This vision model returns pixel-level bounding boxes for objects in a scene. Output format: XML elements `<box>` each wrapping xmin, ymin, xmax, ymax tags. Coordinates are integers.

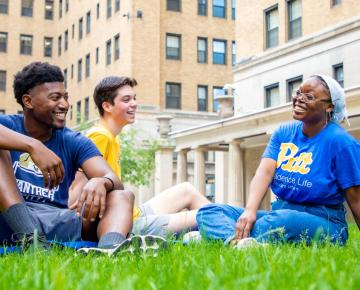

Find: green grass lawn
<box><xmin>1</xmin><ymin>225</ymin><xmax>360</xmax><ymax>290</ymax></box>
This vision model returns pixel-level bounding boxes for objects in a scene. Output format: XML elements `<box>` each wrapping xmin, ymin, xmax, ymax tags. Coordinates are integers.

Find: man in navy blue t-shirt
<box><xmin>0</xmin><ymin>62</ymin><xmax>134</xmax><ymax>253</ymax></box>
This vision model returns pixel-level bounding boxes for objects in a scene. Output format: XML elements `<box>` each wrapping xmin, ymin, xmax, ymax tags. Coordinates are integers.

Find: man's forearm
<box><xmin>0</xmin><ymin>124</ymin><xmax>37</xmax><ymax>153</ymax></box>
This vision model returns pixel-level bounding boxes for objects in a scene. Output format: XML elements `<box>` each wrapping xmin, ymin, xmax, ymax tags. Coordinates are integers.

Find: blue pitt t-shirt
<box><xmin>263</xmin><ymin>121</ymin><xmax>360</xmax><ymax>205</ymax></box>
<box><xmin>0</xmin><ymin>114</ymin><xmax>101</xmax><ymax>208</ymax></box>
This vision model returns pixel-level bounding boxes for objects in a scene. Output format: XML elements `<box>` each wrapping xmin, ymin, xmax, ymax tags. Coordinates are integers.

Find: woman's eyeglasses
<box><xmin>292</xmin><ymin>90</ymin><xmax>331</xmax><ymax>104</ymax></box>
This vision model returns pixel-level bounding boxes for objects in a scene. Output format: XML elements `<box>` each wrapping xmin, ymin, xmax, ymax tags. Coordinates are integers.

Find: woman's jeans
<box><xmin>196</xmin><ymin>199</ymin><xmax>348</xmax><ymax>245</ymax></box>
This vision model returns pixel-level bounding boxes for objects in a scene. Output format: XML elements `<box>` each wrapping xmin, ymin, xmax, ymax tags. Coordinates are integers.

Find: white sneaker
<box><xmin>77</xmin><ymin>234</ymin><xmax>167</xmax><ymax>257</ymax></box>
<box><xmin>182</xmin><ymin>231</ymin><xmax>202</xmax><ymax>244</ymax></box>
<box><xmin>233</xmin><ymin>237</ymin><xmax>268</xmax><ymax>250</ymax></box>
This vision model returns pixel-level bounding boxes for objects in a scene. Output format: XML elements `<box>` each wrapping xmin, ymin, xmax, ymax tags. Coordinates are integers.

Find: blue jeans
<box><xmin>196</xmin><ymin>199</ymin><xmax>348</xmax><ymax>245</ymax></box>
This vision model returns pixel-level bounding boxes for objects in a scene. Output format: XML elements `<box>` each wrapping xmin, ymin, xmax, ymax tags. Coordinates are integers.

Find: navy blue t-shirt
<box><xmin>263</xmin><ymin>121</ymin><xmax>360</xmax><ymax>205</ymax></box>
<box><xmin>0</xmin><ymin>114</ymin><xmax>101</xmax><ymax>208</ymax></box>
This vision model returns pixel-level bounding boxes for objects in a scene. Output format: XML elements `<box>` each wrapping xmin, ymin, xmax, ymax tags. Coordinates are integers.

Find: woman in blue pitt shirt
<box><xmin>197</xmin><ymin>75</ymin><xmax>360</xmax><ymax>247</ymax></box>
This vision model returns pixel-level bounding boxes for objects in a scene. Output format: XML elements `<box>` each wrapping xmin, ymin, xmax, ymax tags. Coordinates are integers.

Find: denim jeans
<box><xmin>196</xmin><ymin>199</ymin><xmax>348</xmax><ymax>245</ymax></box>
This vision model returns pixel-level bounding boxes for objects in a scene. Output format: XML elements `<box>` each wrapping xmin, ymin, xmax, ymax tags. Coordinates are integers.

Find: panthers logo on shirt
<box><xmin>15</xmin><ymin>152</ymin><xmax>43</xmax><ymax>177</ymax></box>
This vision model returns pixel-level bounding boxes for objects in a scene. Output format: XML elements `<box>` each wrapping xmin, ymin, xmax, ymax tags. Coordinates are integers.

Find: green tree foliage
<box><xmin>120</xmin><ymin>128</ymin><xmax>158</xmax><ymax>186</ymax></box>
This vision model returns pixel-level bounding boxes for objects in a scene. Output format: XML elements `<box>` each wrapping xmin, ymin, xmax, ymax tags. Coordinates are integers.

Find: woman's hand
<box><xmin>235</xmin><ymin>208</ymin><xmax>257</xmax><ymax>239</ymax></box>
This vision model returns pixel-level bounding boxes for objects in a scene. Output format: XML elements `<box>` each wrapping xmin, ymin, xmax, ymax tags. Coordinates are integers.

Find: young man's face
<box><xmin>108</xmin><ymin>85</ymin><xmax>137</xmax><ymax>125</ymax></box>
<box><xmin>25</xmin><ymin>82</ymin><xmax>69</xmax><ymax>128</ymax></box>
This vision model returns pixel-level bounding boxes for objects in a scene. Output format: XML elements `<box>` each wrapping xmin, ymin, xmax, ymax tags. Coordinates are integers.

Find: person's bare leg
<box><xmin>145</xmin><ymin>182</ymin><xmax>210</xmax><ymax>214</ymax></box>
<box><xmin>166</xmin><ymin>210</ymin><xmax>199</xmax><ymax>233</ymax></box>
<box><xmin>96</xmin><ymin>190</ymin><xmax>134</xmax><ymax>238</ymax></box>
<box><xmin>0</xmin><ymin>149</ymin><xmax>23</xmax><ymax>211</ymax></box>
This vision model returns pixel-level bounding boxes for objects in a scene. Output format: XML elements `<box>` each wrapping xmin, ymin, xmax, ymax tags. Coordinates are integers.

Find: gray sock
<box><xmin>2</xmin><ymin>203</ymin><xmax>43</xmax><ymax>235</ymax></box>
<box><xmin>98</xmin><ymin>232</ymin><xmax>126</xmax><ymax>248</ymax></box>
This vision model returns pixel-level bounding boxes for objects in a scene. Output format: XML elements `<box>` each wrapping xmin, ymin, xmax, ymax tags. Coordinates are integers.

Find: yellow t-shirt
<box><xmin>86</xmin><ymin>124</ymin><xmax>141</xmax><ymax>220</ymax></box>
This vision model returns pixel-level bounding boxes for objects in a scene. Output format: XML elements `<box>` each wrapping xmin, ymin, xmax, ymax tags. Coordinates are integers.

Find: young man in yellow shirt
<box><xmin>70</xmin><ymin>76</ymin><xmax>210</xmax><ymax>238</ymax></box>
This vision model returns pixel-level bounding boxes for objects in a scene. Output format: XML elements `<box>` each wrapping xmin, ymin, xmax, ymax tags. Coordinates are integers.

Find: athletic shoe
<box><xmin>182</xmin><ymin>231</ymin><xmax>202</xmax><ymax>245</ymax></box>
<box><xmin>11</xmin><ymin>231</ymin><xmax>55</xmax><ymax>252</ymax></box>
<box><xmin>77</xmin><ymin>234</ymin><xmax>167</xmax><ymax>257</ymax></box>
<box><xmin>232</xmin><ymin>237</ymin><xmax>268</xmax><ymax>250</ymax></box>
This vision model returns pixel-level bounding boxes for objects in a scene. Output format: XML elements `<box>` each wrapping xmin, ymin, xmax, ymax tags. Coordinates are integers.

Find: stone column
<box><xmin>227</xmin><ymin>140</ymin><xmax>245</xmax><ymax>206</ymax></box>
<box><xmin>193</xmin><ymin>147</ymin><xmax>206</xmax><ymax>195</ymax></box>
<box><xmin>176</xmin><ymin>149</ymin><xmax>187</xmax><ymax>183</ymax></box>
<box><xmin>215</xmin><ymin>151</ymin><xmax>229</xmax><ymax>204</ymax></box>
<box><xmin>154</xmin><ymin>115</ymin><xmax>174</xmax><ymax>195</ymax></box>
<box><xmin>154</xmin><ymin>144</ymin><xmax>174</xmax><ymax>195</ymax></box>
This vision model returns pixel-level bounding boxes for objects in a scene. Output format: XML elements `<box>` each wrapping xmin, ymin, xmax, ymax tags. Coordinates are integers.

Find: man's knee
<box><xmin>107</xmin><ymin>190</ymin><xmax>134</xmax><ymax>206</ymax></box>
<box><xmin>178</xmin><ymin>182</ymin><xmax>197</xmax><ymax>194</ymax></box>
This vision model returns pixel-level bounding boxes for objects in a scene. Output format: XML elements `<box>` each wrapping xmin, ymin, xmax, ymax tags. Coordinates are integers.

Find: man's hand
<box><xmin>235</xmin><ymin>208</ymin><xmax>257</xmax><ymax>240</ymax></box>
<box><xmin>28</xmin><ymin>140</ymin><xmax>64</xmax><ymax>189</ymax></box>
<box><xmin>69</xmin><ymin>177</ymin><xmax>108</xmax><ymax>222</ymax></box>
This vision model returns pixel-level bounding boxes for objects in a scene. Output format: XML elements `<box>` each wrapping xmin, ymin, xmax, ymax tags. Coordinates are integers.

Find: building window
<box><xmin>85</xmin><ymin>53</ymin><xmax>90</xmax><ymax>78</ymax></box>
<box><xmin>97</xmin><ymin>3</ymin><xmax>100</xmax><ymax>18</ymax></box>
<box><xmin>76</xmin><ymin>101</ymin><xmax>81</xmax><ymax>124</ymax></box>
<box><xmin>21</xmin><ymin>0</ymin><xmax>33</xmax><ymax>17</ymax></box>
<box><xmin>65</xmin><ymin>0</ymin><xmax>69</xmax><ymax>12</ymax></box>
<box><xmin>77</xmin><ymin>58</ymin><xmax>82</xmax><ymax>82</ymax></box>
<box><xmin>231</xmin><ymin>0</ymin><xmax>235</xmax><ymax>20</ymax></box>
<box><xmin>79</xmin><ymin>17</ymin><xmax>83</xmax><ymax>40</ymax></box>
<box><xmin>197</xmin><ymin>37</ymin><xmax>207</xmax><ymax>63</ymax></box>
<box><xmin>166</xmin><ymin>82</ymin><xmax>181</xmax><ymax>109</ymax></box>
<box><xmin>198</xmin><ymin>0</ymin><xmax>207</xmax><ymax>15</ymax></box>
<box><xmin>265</xmin><ymin>6</ymin><xmax>279</xmax><ymax>48</ymax></box>
<box><xmin>167</xmin><ymin>0</ymin><xmax>180</xmax><ymax>11</ymax></box>
<box><xmin>95</xmin><ymin>47</ymin><xmax>99</xmax><ymax>64</ymax></box>
<box><xmin>213</xmin><ymin>39</ymin><xmax>226</xmax><ymax>65</ymax></box>
<box><xmin>333</xmin><ymin>63</ymin><xmax>344</xmax><ymax>88</ymax></box>
<box><xmin>0</xmin><ymin>32</ymin><xmax>8</xmax><ymax>53</ymax></box>
<box><xmin>86</xmin><ymin>11</ymin><xmax>91</xmax><ymax>34</ymax></box>
<box><xmin>17</xmin><ymin>110</ymin><xmax>24</xmax><ymax>115</ymax></box>
<box><xmin>198</xmin><ymin>85</ymin><xmax>208</xmax><ymax>111</ymax></box>
<box><xmin>84</xmin><ymin>97</ymin><xmax>89</xmax><ymax>121</ymax></box>
<box><xmin>114</xmin><ymin>34</ymin><xmax>120</xmax><ymax>60</ymax></box>
<box><xmin>265</xmin><ymin>83</ymin><xmax>280</xmax><ymax>108</ymax></box>
<box><xmin>71</xmin><ymin>64</ymin><xmax>74</xmax><ymax>79</ymax></box>
<box><xmin>107</xmin><ymin>0</ymin><xmax>112</xmax><ymax>18</ymax></box>
<box><xmin>332</xmin><ymin>0</ymin><xmax>341</xmax><ymax>6</ymax></box>
<box><xmin>213</xmin><ymin>0</ymin><xmax>226</xmax><ymax>18</ymax></box>
<box><xmin>213</xmin><ymin>86</ymin><xmax>226</xmax><ymax>112</ymax></box>
<box><xmin>231</xmin><ymin>41</ymin><xmax>236</xmax><ymax>65</ymax></box>
<box><xmin>45</xmin><ymin>0</ymin><xmax>54</xmax><ymax>20</ymax></box>
<box><xmin>72</xmin><ymin>24</ymin><xmax>75</xmax><ymax>39</ymax></box>
<box><xmin>286</xmin><ymin>75</ymin><xmax>303</xmax><ymax>102</ymax></box>
<box><xmin>0</xmin><ymin>0</ymin><xmax>9</xmax><ymax>14</ymax></box>
<box><xmin>44</xmin><ymin>37</ymin><xmax>53</xmax><ymax>57</ymax></box>
<box><xmin>20</xmin><ymin>34</ymin><xmax>33</xmax><ymax>55</ymax></box>
<box><xmin>0</xmin><ymin>70</ymin><xmax>6</xmax><ymax>91</ymax></box>
<box><xmin>63</xmin><ymin>68</ymin><xmax>67</xmax><ymax>89</ymax></box>
<box><xmin>64</xmin><ymin>30</ymin><xmax>68</xmax><ymax>51</ymax></box>
<box><xmin>287</xmin><ymin>0</ymin><xmax>302</xmax><ymax>40</ymax></box>
<box><xmin>58</xmin><ymin>35</ymin><xmax>62</xmax><ymax>56</ymax></box>
<box><xmin>106</xmin><ymin>39</ymin><xmax>111</xmax><ymax>65</ymax></box>
<box><xmin>59</xmin><ymin>0</ymin><xmax>62</xmax><ymax>18</ymax></box>
<box><xmin>166</xmin><ymin>34</ymin><xmax>181</xmax><ymax>60</ymax></box>
<box><xmin>115</xmin><ymin>0</ymin><xmax>120</xmax><ymax>12</ymax></box>
<box><xmin>0</xmin><ymin>109</ymin><xmax>5</xmax><ymax>114</ymax></box>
